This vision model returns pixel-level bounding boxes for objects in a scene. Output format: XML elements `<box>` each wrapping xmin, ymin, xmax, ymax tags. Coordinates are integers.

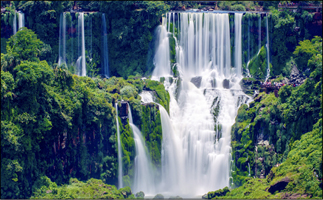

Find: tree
<box><xmin>6</xmin><ymin>27</ymin><xmax>43</xmax><ymax>64</ymax></box>
<box><xmin>293</xmin><ymin>36</ymin><xmax>322</xmax><ymax>72</ymax></box>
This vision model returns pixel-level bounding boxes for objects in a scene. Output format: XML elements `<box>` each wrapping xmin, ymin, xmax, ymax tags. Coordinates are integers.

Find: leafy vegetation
<box><xmin>31</xmin><ymin>177</ymin><xmax>135</xmax><ymax>199</ymax></box>
<box><xmin>231</xmin><ymin>35</ymin><xmax>322</xmax><ymax>192</ymax></box>
<box><xmin>1</xmin><ymin>28</ymin><xmax>169</xmax><ymax>199</ymax></box>
<box><xmin>214</xmin><ymin>119</ymin><xmax>322</xmax><ymax>199</ymax></box>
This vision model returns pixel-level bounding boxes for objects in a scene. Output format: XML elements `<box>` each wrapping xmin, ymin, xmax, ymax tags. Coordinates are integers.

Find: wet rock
<box><xmin>119</xmin><ymin>186</ymin><xmax>132</xmax><ymax>198</ymax></box>
<box><xmin>154</xmin><ymin>194</ymin><xmax>164</xmax><ymax>199</ymax></box>
<box><xmin>281</xmin><ymin>193</ymin><xmax>311</xmax><ymax>199</ymax></box>
<box><xmin>135</xmin><ymin>191</ymin><xmax>145</xmax><ymax>198</ymax></box>
<box><xmin>289</xmin><ymin>65</ymin><xmax>306</xmax><ymax>86</ymax></box>
<box><xmin>254</xmin><ymin>95</ymin><xmax>262</xmax><ymax>102</ymax></box>
<box><xmin>119</xmin><ymin>101</ymin><xmax>129</xmax><ymax>117</ymax></box>
<box><xmin>223</xmin><ymin>79</ymin><xmax>230</xmax><ymax>89</ymax></box>
<box><xmin>190</xmin><ymin>76</ymin><xmax>202</xmax><ymax>88</ymax></box>
<box><xmin>267</xmin><ymin>177</ymin><xmax>290</xmax><ymax>194</ymax></box>
<box><xmin>210</xmin><ymin>79</ymin><xmax>216</xmax><ymax>88</ymax></box>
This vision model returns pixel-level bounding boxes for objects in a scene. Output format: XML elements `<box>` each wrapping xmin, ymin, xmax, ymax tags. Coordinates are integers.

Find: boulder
<box><xmin>119</xmin><ymin>186</ymin><xmax>132</xmax><ymax>198</ymax></box>
<box><xmin>135</xmin><ymin>191</ymin><xmax>145</xmax><ymax>198</ymax></box>
<box><xmin>154</xmin><ymin>194</ymin><xmax>164</xmax><ymax>199</ymax></box>
<box><xmin>210</xmin><ymin>79</ymin><xmax>216</xmax><ymax>88</ymax></box>
<box><xmin>223</xmin><ymin>79</ymin><xmax>230</xmax><ymax>89</ymax></box>
<box><xmin>267</xmin><ymin>177</ymin><xmax>290</xmax><ymax>194</ymax></box>
<box><xmin>190</xmin><ymin>76</ymin><xmax>202</xmax><ymax>88</ymax></box>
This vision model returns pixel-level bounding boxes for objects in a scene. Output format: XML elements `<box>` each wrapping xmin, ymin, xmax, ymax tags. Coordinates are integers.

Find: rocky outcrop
<box><xmin>135</xmin><ymin>191</ymin><xmax>145</xmax><ymax>198</ymax></box>
<box><xmin>240</xmin><ymin>78</ymin><xmax>261</xmax><ymax>95</ymax></box>
<box><xmin>119</xmin><ymin>186</ymin><xmax>132</xmax><ymax>198</ymax></box>
<box><xmin>223</xmin><ymin>79</ymin><xmax>230</xmax><ymax>89</ymax></box>
<box><xmin>154</xmin><ymin>194</ymin><xmax>164</xmax><ymax>199</ymax></box>
<box><xmin>281</xmin><ymin>193</ymin><xmax>311</xmax><ymax>199</ymax></box>
<box><xmin>289</xmin><ymin>65</ymin><xmax>305</xmax><ymax>86</ymax></box>
<box><xmin>119</xmin><ymin>101</ymin><xmax>129</xmax><ymax>125</ymax></box>
<box><xmin>267</xmin><ymin>177</ymin><xmax>290</xmax><ymax>194</ymax></box>
<box><xmin>190</xmin><ymin>76</ymin><xmax>202</xmax><ymax>88</ymax></box>
<box><xmin>203</xmin><ymin>187</ymin><xmax>230</xmax><ymax>199</ymax></box>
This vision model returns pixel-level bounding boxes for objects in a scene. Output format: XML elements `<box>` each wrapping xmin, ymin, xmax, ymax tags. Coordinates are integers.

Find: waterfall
<box><xmin>150</xmin><ymin>12</ymin><xmax>250</xmax><ymax>197</ymax></box>
<box><xmin>102</xmin><ymin>14</ymin><xmax>110</xmax><ymax>77</ymax></box>
<box><xmin>235</xmin><ymin>13</ymin><xmax>243</xmax><ymax>78</ymax></box>
<box><xmin>128</xmin><ymin>104</ymin><xmax>155</xmax><ymax>194</ymax></box>
<box><xmin>79</xmin><ymin>13</ymin><xmax>86</xmax><ymax>76</ymax></box>
<box><xmin>248</xmin><ymin>17</ymin><xmax>250</xmax><ymax>64</ymax></box>
<box><xmin>248</xmin><ymin>163</ymin><xmax>251</xmax><ymax>177</ymax></box>
<box><xmin>13</xmin><ymin>11</ymin><xmax>17</xmax><ymax>35</ymax></box>
<box><xmin>152</xmin><ymin>17</ymin><xmax>171</xmax><ymax>78</ymax></box>
<box><xmin>88</xmin><ymin>14</ymin><xmax>92</xmax><ymax>76</ymax></box>
<box><xmin>115</xmin><ymin>103</ymin><xmax>123</xmax><ymax>189</ymax></box>
<box><xmin>265</xmin><ymin>13</ymin><xmax>271</xmax><ymax>81</ymax></box>
<box><xmin>18</xmin><ymin>11</ymin><xmax>25</xmax><ymax>30</ymax></box>
<box><xmin>58</xmin><ymin>13</ymin><xmax>66</xmax><ymax>67</ymax></box>
<box><xmin>258</xmin><ymin>14</ymin><xmax>261</xmax><ymax>52</ymax></box>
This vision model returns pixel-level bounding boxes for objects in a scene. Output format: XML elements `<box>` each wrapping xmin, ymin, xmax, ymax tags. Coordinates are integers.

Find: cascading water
<box><xmin>13</xmin><ymin>11</ymin><xmax>17</xmax><ymax>35</ymax></box>
<box><xmin>235</xmin><ymin>13</ymin><xmax>243</xmax><ymax>78</ymax></box>
<box><xmin>150</xmin><ymin>12</ymin><xmax>251</xmax><ymax>197</ymax></box>
<box><xmin>152</xmin><ymin>17</ymin><xmax>171</xmax><ymax>78</ymax></box>
<box><xmin>258</xmin><ymin>14</ymin><xmax>261</xmax><ymax>52</ymax></box>
<box><xmin>77</xmin><ymin>13</ymin><xmax>86</xmax><ymax>76</ymax></box>
<box><xmin>102</xmin><ymin>14</ymin><xmax>110</xmax><ymax>77</ymax></box>
<box><xmin>265</xmin><ymin>13</ymin><xmax>271</xmax><ymax>81</ymax></box>
<box><xmin>128</xmin><ymin>103</ymin><xmax>155</xmax><ymax>194</ymax></box>
<box><xmin>18</xmin><ymin>11</ymin><xmax>25</xmax><ymax>30</ymax></box>
<box><xmin>115</xmin><ymin>103</ymin><xmax>123</xmax><ymax>189</ymax></box>
<box><xmin>58</xmin><ymin>12</ymin><xmax>97</xmax><ymax>76</ymax></box>
<box><xmin>58</xmin><ymin>12</ymin><xmax>66</xmax><ymax>67</ymax></box>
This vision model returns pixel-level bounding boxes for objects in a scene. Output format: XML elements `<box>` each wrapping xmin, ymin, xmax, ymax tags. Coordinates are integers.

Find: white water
<box><xmin>58</xmin><ymin>13</ymin><xmax>66</xmax><ymax>67</ymax></box>
<box><xmin>265</xmin><ymin>13</ymin><xmax>271</xmax><ymax>81</ymax></box>
<box><xmin>152</xmin><ymin>17</ymin><xmax>171</xmax><ymax>78</ymax></box>
<box><xmin>115</xmin><ymin>103</ymin><xmax>123</xmax><ymax>189</ymax></box>
<box><xmin>13</xmin><ymin>11</ymin><xmax>17</xmax><ymax>35</ymax></box>
<box><xmin>18</xmin><ymin>11</ymin><xmax>25</xmax><ymax>30</ymax></box>
<box><xmin>102</xmin><ymin>14</ymin><xmax>110</xmax><ymax>77</ymax></box>
<box><xmin>235</xmin><ymin>13</ymin><xmax>243</xmax><ymax>78</ymax></box>
<box><xmin>258</xmin><ymin>14</ymin><xmax>261</xmax><ymax>52</ymax></box>
<box><xmin>78</xmin><ymin>13</ymin><xmax>86</xmax><ymax>76</ymax></box>
<box><xmin>149</xmin><ymin>12</ymin><xmax>251</xmax><ymax>198</ymax></box>
<box><xmin>58</xmin><ymin>12</ymin><xmax>92</xmax><ymax>76</ymax></box>
<box><xmin>128</xmin><ymin>104</ymin><xmax>156</xmax><ymax>194</ymax></box>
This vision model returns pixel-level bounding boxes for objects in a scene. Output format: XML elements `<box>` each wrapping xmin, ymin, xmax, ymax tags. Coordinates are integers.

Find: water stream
<box><xmin>115</xmin><ymin>103</ymin><xmax>123</xmax><ymax>189</ymax></box>
<box><xmin>147</xmin><ymin>12</ymin><xmax>252</xmax><ymax>197</ymax></box>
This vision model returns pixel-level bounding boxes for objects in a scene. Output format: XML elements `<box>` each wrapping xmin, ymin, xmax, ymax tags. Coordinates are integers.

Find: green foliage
<box><xmin>248</xmin><ymin>46</ymin><xmax>268</xmax><ymax>79</ymax></box>
<box><xmin>220</xmin><ymin>119</ymin><xmax>322</xmax><ymax>199</ymax></box>
<box><xmin>206</xmin><ymin>186</ymin><xmax>229</xmax><ymax>199</ymax></box>
<box><xmin>99</xmin><ymin>1</ymin><xmax>170</xmax><ymax>78</ymax></box>
<box><xmin>231</xmin><ymin>4</ymin><xmax>246</xmax><ymax>11</ymax></box>
<box><xmin>144</xmin><ymin>79</ymin><xmax>170</xmax><ymax>112</ymax></box>
<box><xmin>31</xmin><ymin>177</ymin><xmax>129</xmax><ymax>199</ymax></box>
<box><xmin>231</xmin><ymin>37</ymin><xmax>322</xmax><ymax>188</ymax></box>
<box><xmin>6</xmin><ymin>27</ymin><xmax>44</xmax><ymax>64</ymax></box>
<box><xmin>140</xmin><ymin>104</ymin><xmax>162</xmax><ymax>170</ymax></box>
<box><xmin>293</xmin><ymin>36</ymin><xmax>322</xmax><ymax>72</ymax></box>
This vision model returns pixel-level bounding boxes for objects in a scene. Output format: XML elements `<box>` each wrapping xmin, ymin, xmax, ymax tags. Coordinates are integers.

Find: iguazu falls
<box><xmin>1</xmin><ymin>1</ymin><xmax>322</xmax><ymax>199</ymax></box>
